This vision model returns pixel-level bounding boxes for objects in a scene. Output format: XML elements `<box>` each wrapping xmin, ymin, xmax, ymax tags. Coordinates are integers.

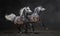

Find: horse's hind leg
<box><xmin>17</xmin><ymin>26</ymin><xmax>21</xmax><ymax>33</ymax></box>
<box><xmin>17</xmin><ymin>24</ymin><xmax>23</xmax><ymax>33</ymax></box>
<box><xmin>27</xmin><ymin>23</ymin><xmax>34</xmax><ymax>33</ymax></box>
<box><xmin>17</xmin><ymin>24</ymin><xmax>21</xmax><ymax>33</ymax></box>
<box><xmin>44</xmin><ymin>24</ymin><xmax>48</xmax><ymax>30</ymax></box>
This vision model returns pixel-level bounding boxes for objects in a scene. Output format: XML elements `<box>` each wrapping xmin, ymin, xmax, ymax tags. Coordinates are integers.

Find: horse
<box><xmin>27</xmin><ymin>6</ymin><xmax>46</xmax><ymax>31</ymax></box>
<box><xmin>5</xmin><ymin>6</ymin><xmax>32</xmax><ymax>33</ymax></box>
<box><xmin>5</xmin><ymin>7</ymin><xmax>32</xmax><ymax>24</ymax></box>
<box><xmin>28</xmin><ymin>6</ymin><xmax>46</xmax><ymax>23</ymax></box>
<box><xmin>19</xmin><ymin>7</ymin><xmax>33</xmax><ymax>33</ymax></box>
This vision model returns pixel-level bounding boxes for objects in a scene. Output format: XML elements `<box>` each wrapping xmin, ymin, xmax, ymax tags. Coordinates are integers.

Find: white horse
<box><xmin>29</xmin><ymin>6</ymin><xmax>46</xmax><ymax>22</ymax></box>
<box><xmin>5</xmin><ymin>6</ymin><xmax>32</xmax><ymax>24</ymax></box>
<box><xmin>5</xmin><ymin>7</ymin><xmax>33</xmax><ymax>33</ymax></box>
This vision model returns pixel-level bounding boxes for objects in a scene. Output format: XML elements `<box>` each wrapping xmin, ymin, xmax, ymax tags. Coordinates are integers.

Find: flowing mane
<box><xmin>19</xmin><ymin>7</ymin><xmax>26</xmax><ymax>16</ymax></box>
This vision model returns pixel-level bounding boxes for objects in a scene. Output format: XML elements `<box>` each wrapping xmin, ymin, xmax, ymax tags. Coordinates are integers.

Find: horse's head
<box><xmin>5</xmin><ymin>13</ymin><xmax>16</xmax><ymax>21</ymax></box>
<box><xmin>25</xmin><ymin>7</ymin><xmax>32</xmax><ymax>13</ymax></box>
<box><xmin>20</xmin><ymin>7</ymin><xmax>32</xmax><ymax>16</ymax></box>
<box><xmin>34</xmin><ymin>6</ymin><xmax>46</xmax><ymax>13</ymax></box>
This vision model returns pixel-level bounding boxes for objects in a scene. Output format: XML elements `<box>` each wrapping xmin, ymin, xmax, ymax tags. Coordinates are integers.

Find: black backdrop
<box><xmin>0</xmin><ymin>0</ymin><xmax>60</xmax><ymax>30</ymax></box>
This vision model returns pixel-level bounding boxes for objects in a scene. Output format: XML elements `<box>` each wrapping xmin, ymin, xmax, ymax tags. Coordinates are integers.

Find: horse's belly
<box><xmin>14</xmin><ymin>16</ymin><xmax>24</xmax><ymax>24</ymax></box>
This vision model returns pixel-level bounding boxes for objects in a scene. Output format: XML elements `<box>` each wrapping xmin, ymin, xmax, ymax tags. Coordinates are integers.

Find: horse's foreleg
<box><xmin>23</xmin><ymin>24</ymin><xmax>28</xmax><ymax>33</ymax></box>
<box><xmin>31</xmin><ymin>23</ymin><xmax>35</xmax><ymax>32</ymax></box>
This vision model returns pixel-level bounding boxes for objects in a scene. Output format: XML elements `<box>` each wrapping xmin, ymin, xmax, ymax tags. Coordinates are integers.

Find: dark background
<box><xmin>0</xmin><ymin>0</ymin><xmax>60</xmax><ymax>30</ymax></box>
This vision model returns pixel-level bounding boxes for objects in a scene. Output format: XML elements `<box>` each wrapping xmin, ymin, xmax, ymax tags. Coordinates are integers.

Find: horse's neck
<box><xmin>33</xmin><ymin>10</ymin><xmax>38</xmax><ymax>15</ymax></box>
<box><xmin>20</xmin><ymin>7</ymin><xmax>26</xmax><ymax>16</ymax></box>
<box><xmin>34</xmin><ymin>7</ymin><xmax>41</xmax><ymax>14</ymax></box>
<box><xmin>31</xmin><ymin>12</ymin><xmax>38</xmax><ymax>17</ymax></box>
<box><xmin>31</xmin><ymin>10</ymin><xmax>40</xmax><ymax>16</ymax></box>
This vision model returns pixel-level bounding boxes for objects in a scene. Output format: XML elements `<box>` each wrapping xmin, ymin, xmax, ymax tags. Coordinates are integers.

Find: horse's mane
<box><xmin>19</xmin><ymin>7</ymin><xmax>26</xmax><ymax>16</ymax></box>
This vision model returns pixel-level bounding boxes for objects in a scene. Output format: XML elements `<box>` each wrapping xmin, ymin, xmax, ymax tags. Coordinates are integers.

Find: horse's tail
<box><xmin>5</xmin><ymin>13</ymin><xmax>16</xmax><ymax>21</ymax></box>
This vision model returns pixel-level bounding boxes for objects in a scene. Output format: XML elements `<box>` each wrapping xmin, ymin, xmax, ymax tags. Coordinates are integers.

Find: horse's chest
<box><xmin>29</xmin><ymin>13</ymin><xmax>40</xmax><ymax>22</ymax></box>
